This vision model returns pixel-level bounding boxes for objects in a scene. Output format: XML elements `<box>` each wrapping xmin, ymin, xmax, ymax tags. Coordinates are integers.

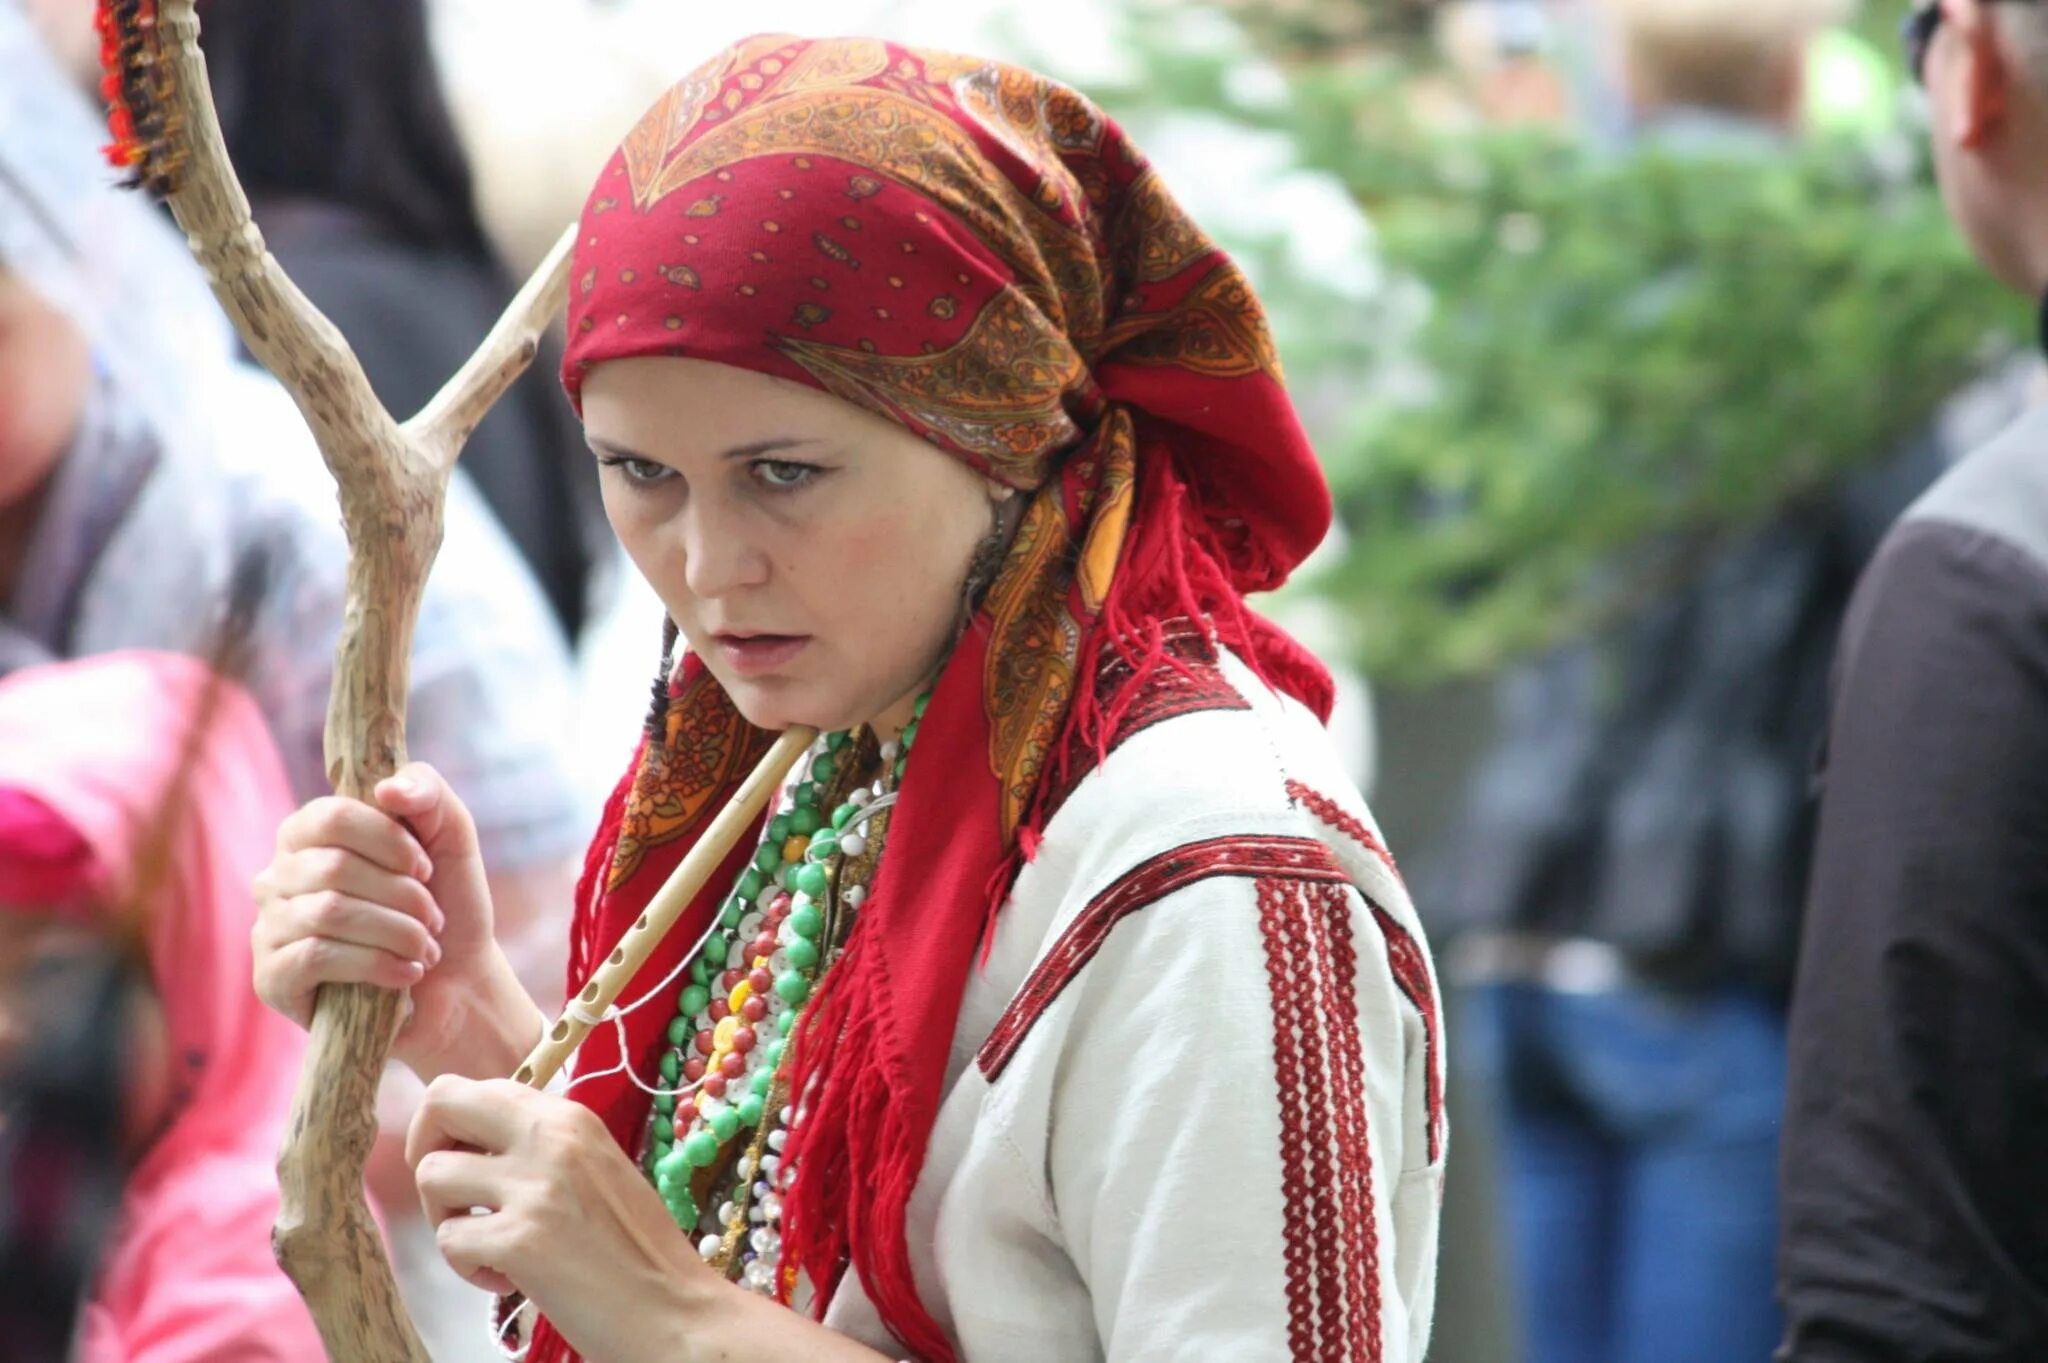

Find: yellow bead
<box><xmin>713</xmin><ymin>1015</ymin><xmax>741</xmax><ymax>1051</ymax></box>
<box><xmin>729</xmin><ymin>980</ymin><xmax>754</xmax><ymax>1011</ymax></box>
<box><xmin>782</xmin><ymin>835</ymin><xmax>809</xmax><ymax>863</ymax></box>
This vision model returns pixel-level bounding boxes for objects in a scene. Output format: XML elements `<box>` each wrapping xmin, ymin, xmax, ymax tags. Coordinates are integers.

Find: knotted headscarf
<box><xmin>552</xmin><ymin>36</ymin><xmax>1332</xmax><ymax>1362</ymax></box>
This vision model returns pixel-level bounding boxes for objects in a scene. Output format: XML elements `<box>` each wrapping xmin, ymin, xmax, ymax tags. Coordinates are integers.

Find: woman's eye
<box><xmin>601</xmin><ymin>455</ymin><xmax>675</xmax><ymax>486</ymax></box>
<box><xmin>753</xmin><ymin>459</ymin><xmax>820</xmax><ymax>491</ymax></box>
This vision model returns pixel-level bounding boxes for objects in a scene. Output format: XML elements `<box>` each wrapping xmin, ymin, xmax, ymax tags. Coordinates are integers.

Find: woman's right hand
<box><xmin>252</xmin><ymin>762</ymin><xmax>540</xmax><ymax>1082</ymax></box>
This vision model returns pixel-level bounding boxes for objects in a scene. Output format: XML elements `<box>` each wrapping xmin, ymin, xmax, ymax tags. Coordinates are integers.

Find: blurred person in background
<box><xmin>197</xmin><ymin>0</ymin><xmax>609</xmax><ymax>646</ymax></box>
<box><xmin>1778</xmin><ymin>2</ymin><xmax>2048</xmax><ymax>1357</ymax></box>
<box><xmin>1437</xmin><ymin>0</ymin><xmax>1577</xmax><ymax>125</ymax></box>
<box><xmin>1420</xmin><ymin>2</ymin><xmax>2004</xmax><ymax>1361</ymax></box>
<box><xmin>0</xmin><ymin>0</ymin><xmax>585</xmax><ymax>970</ymax></box>
<box><xmin>0</xmin><ymin>651</ymin><xmax>317</xmax><ymax>1362</ymax></box>
<box><xmin>1604</xmin><ymin>0</ymin><xmax>1844</xmax><ymax>137</ymax></box>
<box><xmin>0</xmin><ymin>5</ymin><xmax>589</xmax><ymax>1353</ymax></box>
<box><xmin>13</xmin><ymin>0</ymin><xmax>612</xmax><ymax>644</ymax></box>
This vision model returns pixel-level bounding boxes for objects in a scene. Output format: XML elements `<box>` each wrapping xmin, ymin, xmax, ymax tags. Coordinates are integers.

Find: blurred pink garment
<box><xmin>0</xmin><ymin>790</ymin><xmax>103</xmax><ymax>913</ymax></box>
<box><xmin>0</xmin><ymin>652</ymin><xmax>321</xmax><ymax>1362</ymax></box>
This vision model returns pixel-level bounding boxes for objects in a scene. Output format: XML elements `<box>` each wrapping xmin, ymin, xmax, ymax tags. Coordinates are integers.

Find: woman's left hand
<box><xmin>406</xmin><ymin>1076</ymin><xmax>729</xmax><ymax>1363</ymax></box>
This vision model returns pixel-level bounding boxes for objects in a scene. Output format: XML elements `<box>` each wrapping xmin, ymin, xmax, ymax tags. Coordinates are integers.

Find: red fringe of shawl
<box><xmin>567</xmin><ymin>735</ymin><xmax>643</xmax><ymax>994</ymax></box>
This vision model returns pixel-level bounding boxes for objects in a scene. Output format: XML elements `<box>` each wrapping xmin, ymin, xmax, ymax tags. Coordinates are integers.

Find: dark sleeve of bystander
<box><xmin>1778</xmin><ymin>516</ymin><xmax>2048</xmax><ymax>1361</ymax></box>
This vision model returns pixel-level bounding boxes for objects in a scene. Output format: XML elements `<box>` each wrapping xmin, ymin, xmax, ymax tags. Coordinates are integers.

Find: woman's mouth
<box><xmin>712</xmin><ymin>632</ymin><xmax>811</xmax><ymax>676</ymax></box>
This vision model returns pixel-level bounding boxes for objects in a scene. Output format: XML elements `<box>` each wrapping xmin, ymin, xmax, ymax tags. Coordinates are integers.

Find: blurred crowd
<box><xmin>3</xmin><ymin>0</ymin><xmax>2045</xmax><ymax>1360</ymax></box>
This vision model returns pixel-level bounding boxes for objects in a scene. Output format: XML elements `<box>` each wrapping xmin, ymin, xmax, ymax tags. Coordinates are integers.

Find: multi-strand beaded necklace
<box><xmin>639</xmin><ymin>694</ymin><xmax>926</xmax><ymax>1298</ymax></box>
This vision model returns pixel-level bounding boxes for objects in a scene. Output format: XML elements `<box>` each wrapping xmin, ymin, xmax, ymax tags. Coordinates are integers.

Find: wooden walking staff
<box><xmin>99</xmin><ymin>5</ymin><xmax>821</xmax><ymax>1356</ymax></box>
<box><xmin>95</xmin><ymin>0</ymin><xmax>573</xmax><ymax>1355</ymax></box>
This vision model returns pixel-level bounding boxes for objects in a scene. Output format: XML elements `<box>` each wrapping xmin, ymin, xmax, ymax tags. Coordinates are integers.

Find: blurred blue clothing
<box><xmin>1464</xmin><ymin>982</ymin><xmax>1787</xmax><ymax>1363</ymax></box>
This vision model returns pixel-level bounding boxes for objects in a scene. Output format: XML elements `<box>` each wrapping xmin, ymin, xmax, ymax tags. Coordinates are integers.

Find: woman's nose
<box><xmin>679</xmin><ymin>500</ymin><xmax>771</xmax><ymax>599</ymax></box>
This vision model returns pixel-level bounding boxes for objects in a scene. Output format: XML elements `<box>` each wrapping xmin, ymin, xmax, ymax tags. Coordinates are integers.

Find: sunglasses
<box><xmin>1903</xmin><ymin>0</ymin><xmax>2037</xmax><ymax>85</ymax></box>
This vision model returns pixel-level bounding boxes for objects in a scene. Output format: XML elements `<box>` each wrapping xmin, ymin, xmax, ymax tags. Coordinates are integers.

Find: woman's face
<box><xmin>580</xmin><ymin>357</ymin><xmax>1004</xmax><ymax>735</ymax></box>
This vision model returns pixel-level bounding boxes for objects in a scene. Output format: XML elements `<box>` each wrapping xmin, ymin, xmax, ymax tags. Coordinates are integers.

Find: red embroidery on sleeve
<box><xmin>975</xmin><ymin>832</ymin><xmax>1417</xmax><ymax>1359</ymax></box>
<box><xmin>1287</xmin><ymin>779</ymin><xmax>1441</xmax><ymax>1166</ymax></box>
<box><xmin>1260</xmin><ymin>874</ymin><xmax>1384</xmax><ymax>1361</ymax></box>
<box><xmin>1261</xmin><ymin>876</ymin><xmax>1320</xmax><ymax>1358</ymax></box>
<box><xmin>976</xmin><ymin>835</ymin><xmax>1346</xmax><ymax>1080</ymax></box>
<box><xmin>1285</xmin><ymin>778</ymin><xmax>1400</xmax><ymax>881</ymax></box>
<box><xmin>1372</xmin><ymin>905</ymin><xmax>1445</xmax><ymax>1166</ymax></box>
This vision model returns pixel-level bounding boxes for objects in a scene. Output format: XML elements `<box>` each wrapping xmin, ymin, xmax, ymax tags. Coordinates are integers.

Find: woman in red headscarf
<box><xmin>252</xmin><ymin>35</ymin><xmax>1444</xmax><ymax>1363</ymax></box>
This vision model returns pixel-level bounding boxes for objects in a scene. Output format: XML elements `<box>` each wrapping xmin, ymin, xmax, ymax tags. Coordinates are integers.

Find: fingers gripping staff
<box><xmin>89</xmin><ymin>5</ymin><xmax>810</xmax><ymax>1358</ymax></box>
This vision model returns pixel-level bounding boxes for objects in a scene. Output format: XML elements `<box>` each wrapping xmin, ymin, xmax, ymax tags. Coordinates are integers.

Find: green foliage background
<box><xmin>1077</xmin><ymin>0</ymin><xmax>2027</xmax><ymax>684</ymax></box>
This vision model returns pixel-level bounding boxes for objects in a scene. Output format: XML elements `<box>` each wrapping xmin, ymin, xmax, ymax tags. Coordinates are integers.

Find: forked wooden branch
<box><xmin>137</xmin><ymin>3</ymin><xmax>572</xmax><ymax>1357</ymax></box>
<box><xmin>404</xmin><ymin>224</ymin><xmax>578</xmax><ymax>470</ymax></box>
<box><xmin>128</xmin><ymin>7</ymin><xmax>824</xmax><ymax>1356</ymax></box>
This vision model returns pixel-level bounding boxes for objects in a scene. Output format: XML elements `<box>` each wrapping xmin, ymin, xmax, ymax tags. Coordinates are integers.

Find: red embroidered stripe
<box><xmin>1042</xmin><ymin>623</ymin><xmax>1251</xmax><ymax>824</ymax></box>
<box><xmin>1261</xmin><ymin>874</ymin><xmax>1383</xmax><ymax>1361</ymax></box>
<box><xmin>976</xmin><ymin>832</ymin><xmax>1396</xmax><ymax>1357</ymax></box>
<box><xmin>1287</xmin><ymin>780</ymin><xmax>1441</xmax><ymax>1166</ymax></box>
<box><xmin>1103</xmin><ymin>625</ymin><xmax>1251</xmax><ymax>739</ymax></box>
<box><xmin>1286</xmin><ymin>779</ymin><xmax>1400</xmax><ymax>881</ymax></box>
<box><xmin>1316</xmin><ymin>880</ymin><xmax>1381</xmax><ymax>1361</ymax></box>
<box><xmin>975</xmin><ymin>835</ymin><xmax>1346</xmax><ymax>1080</ymax></box>
<box><xmin>1261</xmin><ymin>878</ymin><xmax>1318</xmax><ymax>1359</ymax></box>
<box><xmin>1373</xmin><ymin>905</ymin><xmax>1445</xmax><ymax>1166</ymax></box>
<box><xmin>1291</xmin><ymin>879</ymin><xmax>1343</xmax><ymax>1352</ymax></box>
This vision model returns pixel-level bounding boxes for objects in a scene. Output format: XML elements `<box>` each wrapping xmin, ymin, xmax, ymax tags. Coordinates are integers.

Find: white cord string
<box><xmin>560</xmin><ymin>893</ymin><xmax>730</xmax><ymax>1099</ymax></box>
<box><xmin>833</xmin><ymin>791</ymin><xmax>897</xmax><ymax>840</ymax></box>
<box><xmin>564</xmin><ymin>997</ymin><xmax>612</xmax><ymax>1028</ymax></box>
<box><xmin>562</xmin><ymin>735</ymin><xmax>831</xmax><ymax>1098</ymax></box>
<box><xmin>493</xmin><ymin>1295</ymin><xmax>533</xmax><ymax>1360</ymax></box>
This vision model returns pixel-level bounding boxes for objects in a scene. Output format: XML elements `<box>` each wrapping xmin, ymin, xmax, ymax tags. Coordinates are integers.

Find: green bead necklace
<box><xmin>641</xmin><ymin>691</ymin><xmax>928</xmax><ymax>1295</ymax></box>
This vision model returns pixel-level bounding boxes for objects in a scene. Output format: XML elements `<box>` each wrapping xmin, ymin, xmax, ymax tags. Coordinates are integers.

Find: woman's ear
<box><xmin>1954</xmin><ymin>0</ymin><xmax>2015</xmax><ymax>151</ymax></box>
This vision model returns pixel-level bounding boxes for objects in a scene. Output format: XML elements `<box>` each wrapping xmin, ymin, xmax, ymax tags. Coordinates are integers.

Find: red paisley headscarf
<box><xmin>550</xmin><ymin>35</ymin><xmax>1331</xmax><ymax>1363</ymax></box>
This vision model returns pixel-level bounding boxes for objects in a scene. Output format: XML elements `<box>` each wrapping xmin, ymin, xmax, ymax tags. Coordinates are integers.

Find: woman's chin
<box><xmin>721</xmin><ymin>676</ymin><xmax>863</xmax><ymax>736</ymax></box>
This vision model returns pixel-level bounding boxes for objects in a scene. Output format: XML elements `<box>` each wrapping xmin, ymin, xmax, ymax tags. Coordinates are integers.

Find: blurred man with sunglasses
<box><xmin>1777</xmin><ymin>2</ymin><xmax>2048</xmax><ymax>1358</ymax></box>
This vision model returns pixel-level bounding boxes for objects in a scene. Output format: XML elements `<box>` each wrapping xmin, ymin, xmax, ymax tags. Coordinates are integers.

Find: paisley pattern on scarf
<box><xmin>776</xmin><ymin>288</ymin><xmax>1089</xmax><ymax>480</ymax></box>
<box><xmin>1114</xmin><ymin>167</ymin><xmax>1226</xmax><ymax>285</ymax></box>
<box><xmin>607</xmin><ymin>666</ymin><xmax>775</xmax><ymax>888</ymax></box>
<box><xmin>983</xmin><ymin>486</ymin><xmax>1085</xmax><ymax>837</ymax></box>
<box><xmin>1099</xmin><ymin>260</ymin><xmax>1285</xmax><ymax>379</ymax></box>
<box><xmin>625</xmin><ymin>87</ymin><xmax>1101</xmax><ymax>333</ymax></box>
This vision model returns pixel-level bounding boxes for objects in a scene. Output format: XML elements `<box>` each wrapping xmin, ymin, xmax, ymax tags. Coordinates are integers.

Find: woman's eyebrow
<box><xmin>723</xmin><ymin>438</ymin><xmax>818</xmax><ymax>461</ymax></box>
<box><xmin>586</xmin><ymin>436</ymin><xmax>819</xmax><ymax>461</ymax></box>
<box><xmin>586</xmin><ymin>437</ymin><xmax>650</xmax><ymax>461</ymax></box>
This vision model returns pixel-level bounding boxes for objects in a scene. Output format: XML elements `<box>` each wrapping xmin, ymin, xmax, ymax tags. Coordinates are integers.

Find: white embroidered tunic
<box><xmin>819</xmin><ymin>648</ymin><xmax>1445</xmax><ymax>1362</ymax></box>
